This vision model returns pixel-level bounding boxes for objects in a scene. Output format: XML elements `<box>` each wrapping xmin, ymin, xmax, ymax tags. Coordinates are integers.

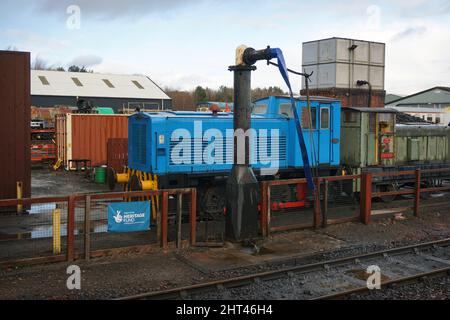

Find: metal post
<box><xmin>16</xmin><ymin>181</ymin><xmax>23</xmax><ymax>214</ymax></box>
<box><xmin>360</xmin><ymin>174</ymin><xmax>365</xmax><ymax>223</ymax></box>
<box><xmin>322</xmin><ymin>180</ymin><xmax>329</xmax><ymax>228</ymax></box>
<box><xmin>156</xmin><ymin>197</ymin><xmax>162</xmax><ymax>243</ymax></box>
<box><xmin>226</xmin><ymin>64</ymin><xmax>259</xmax><ymax>242</ymax></box>
<box><xmin>84</xmin><ymin>196</ymin><xmax>91</xmax><ymax>260</ymax></box>
<box><xmin>360</xmin><ymin>172</ymin><xmax>372</xmax><ymax>225</ymax></box>
<box><xmin>161</xmin><ymin>191</ymin><xmax>168</xmax><ymax>249</ymax></box>
<box><xmin>67</xmin><ymin>196</ymin><xmax>75</xmax><ymax>261</ymax></box>
<box><xmin>260</xmin><ymin>182</ymin><xmax>269</xmax><ymax>238</ymax></box>
<box><xmin>52</xmin><ymin>209</ymin><xmax>61</xmax><ymax>255</ymax></box>
<box><xmin>314</xmin><ymin>178</ymin><xmax>321</xmax><ymax>228</ymax></box>
<box><xmin>176</xmin><ymin>193</ymin><xmax>183</xmax><ymax>249</ymax></box>
<box><xmin>267</xmin><ymin>185</ymin><xmax>271</xmax><ymax>236</ymax></box>
<box><xmin>414</xmin><ymin>169</ymin><xmax>421</xmax><ymax>217</ymax></box>
<box><xmin>190</xmin><ymin>188</ymin><xmax>197</xmax><ymax>247</ymax></box>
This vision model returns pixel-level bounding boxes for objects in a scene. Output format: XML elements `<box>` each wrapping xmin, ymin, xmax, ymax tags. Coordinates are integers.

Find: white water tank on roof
<box><xmin>302</xmin><ymin>37</ymin><xmax>385</xmax><ymax>90</ymax></box>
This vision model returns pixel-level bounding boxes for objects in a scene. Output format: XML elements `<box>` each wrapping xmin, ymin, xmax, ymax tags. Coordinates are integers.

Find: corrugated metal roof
<box><xmin>385</xmin><ymin>94</ymin><xmax>404</xmax><ymax>104</ymax></box>
<box><xmin>31</xmin><ymin>70</ymin><xmax>171</xmax><ymax>100</ymax></box>
<box><xmin>390</xmin><ymin>106</ymin><xmax>444</xmax><ymax>113</ymax></box>
<box><xmin>388</xmin><ymin>87</ymin><xmax>450</xmax><ymax>105</ymax></box>
<box><xmin>345</xmin><ymin>107</ymin><xmax>397</xmax><ymax>113</ymax></box>
<box><xmin>253</xmin><ymin>95</ymin><xmax>341</xmax><ymax>102</ymax></box>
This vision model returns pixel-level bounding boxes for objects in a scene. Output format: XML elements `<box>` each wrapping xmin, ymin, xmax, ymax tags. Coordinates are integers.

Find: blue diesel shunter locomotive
<box><xmin>127</xmin><ymin>95</ymin><xmax>341</xmax><ymax>216</ymax></box>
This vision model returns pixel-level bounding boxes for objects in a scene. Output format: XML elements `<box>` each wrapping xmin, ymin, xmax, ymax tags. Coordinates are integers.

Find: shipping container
<box><xmin>302</xmin><ymin>38</ymin><xmax>385</xmax><ymax>90</ymax></box>
<box><xmin>56</xmin><ymin>114</ymin><xmax>128</xmax><ymax>169</ymax></box>
<box><xmin>0</xmin><ymin>51</ymin><xmax>31</xmax><ymax>200</ymax></box>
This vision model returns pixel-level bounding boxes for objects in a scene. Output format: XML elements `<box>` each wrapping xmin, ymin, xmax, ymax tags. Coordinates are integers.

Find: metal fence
<box><xmin>260</xmin><ymin>178</ymin><xmax>316</xmax><ymax>235</ymax></box>
<box><xmin>2</xmin><ymin>169</ymin><xmax>449</xmax><ymax>268</ymax></box>
<box><xmin>320</xmin><ymin>175</ymin><xmax>362</xmax><ymax>227</ymax></box>
<box><xmin>260</xmin><ymin>175</ymin><xmax>363</xmax><ymax>236</ymax></box>
<box><xmin>0</xmin><ymin>189</ymin><xmax>196</xmax><ymax>267</ymax></box>
<box><xmin>366</xmin><ymin>168</ymin><xmax>450</xmax><ymax>223</ymax></box>
<box><xmin>0</xmin><ymin>197</ymin><xmax>69</xmax><ymax>265</ymax></box>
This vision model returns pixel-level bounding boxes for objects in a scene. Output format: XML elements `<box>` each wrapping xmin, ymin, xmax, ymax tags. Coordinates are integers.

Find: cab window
<box><xmin>252</xmin><ymin>104</ymin><xmax>267</xmax><ymax>115</ymax></box>
<box><xmin>279</xmin><ymin>104</ymin><xmax>293</xmax><ymax>118</ymax></box>
<box><xmin>320</xmin><ymin>108</ymin><xmax>330</xmax><ymax>129</ymax></box>
<box><xmin>301</xmin><ymin>107</ymin><xmax>317</xmax><ymax>129</ymax></box>
<box><xmin>344</xmin><ymin>111</ymin><xmax>358</xmax><ymax>123</ymax></box>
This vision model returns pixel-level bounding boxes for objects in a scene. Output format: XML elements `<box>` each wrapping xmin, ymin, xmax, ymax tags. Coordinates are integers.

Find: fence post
<box><xmin>52</xmin><ymin>209</ymin><xmax>61</xmax><ymax>255</ymax></box>
<box><xmin>176</xmin><ymin>193</ymin><xmax>183</xmax><ymax>249</ymax></box>
<box><xmin>156</xmin><ymin>195</ymin><xmax>162</xmax><ymax>243</ymax></box>
<box><xmin>360</xmin><ymin>174</ymin><xmax>365</xmax><ymax>223</ymax></box>
<box><xmin>260</xmin><ymin>182</ymin><xmax>269</xmax><ymax>237</ymax></box>
<box><xmin>16</xmin><ymin>181</ymin><xmax>23</xmax><ymax>214</ymax></box>
<box><xmin>67</xmin><ymin>196</ymin><xmax>75</xmax><ymax>261</ymax></box>
<box><xmin>314</xmin><ymin>178</ymin><xmax>321</xmax><ymax>228</ymax></box>
<box><xmin>360</xmin><ymin>172</ymin><xmax>372</xmax><ymax>225</ymax></box>
<box><xmin>414</xmin><ymin>169</ymin><xmax>421</xmax><ymax>217</ymax></box>
<box><xmin>84</xmin><ymin>195</ymin><xmax>91</xmax><ymax>260</ymax></box>
<box><xmin>189</xmin><ymin>188</ymin><xmax>197</xmax><ymax>247</ymax></box>
<box><xmin>322</xmin><ymin>179</ymin><xmax>328</xmax><ymax>228</ymax></box>
<box><xmin>161</xmin><ymin>191</ymin><xmax>169</xmax><ymax>249</ymax></box>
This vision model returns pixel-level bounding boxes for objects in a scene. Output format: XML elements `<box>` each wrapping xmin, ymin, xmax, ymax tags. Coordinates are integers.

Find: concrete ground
<box><xmin>31</xmin><ymin>169</ymin><xmax>116</xmax><ymax>197</ymax></box>
<box><xmin>0</xmin><ymin>205</ymin><xmax>449</xmax><ymax>300</ymax></box>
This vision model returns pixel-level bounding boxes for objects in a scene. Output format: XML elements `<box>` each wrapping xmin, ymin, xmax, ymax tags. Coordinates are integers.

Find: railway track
<box><xmin>312</xmin><ymin>266</ymin><xmax>450</xmax><ymax>300</ymax></box>
<box><xmin>115</xmin><ymin>238</ymin><xmax>450</xmax><ymax>300</ymax></box>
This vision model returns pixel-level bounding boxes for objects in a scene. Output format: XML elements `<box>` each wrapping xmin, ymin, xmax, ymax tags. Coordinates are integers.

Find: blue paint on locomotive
<box><xmin>128</xmin><ymin>96</ymin><xmax>340</xmax><ymax>175</ymax></box>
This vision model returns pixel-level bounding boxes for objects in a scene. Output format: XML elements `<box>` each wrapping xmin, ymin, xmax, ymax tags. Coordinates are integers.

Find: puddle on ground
<box><xmin>253</xmin><ymin>247</ymin><xmax>275</xmax><ymax>256</ymax></box>
<box><xmin>345</xmin><ymin>269</ymin><xmax>391</xmax><ymax>282</ymax></box>
<box><xmin>239</xmin><ymin>245</ymin><xmax>275</xmax><ymax>256</ymax></box>
<box><xmin>29</xmin><ymin>203</ymin><xmax>57</xmax><ymax>215</ymax></box>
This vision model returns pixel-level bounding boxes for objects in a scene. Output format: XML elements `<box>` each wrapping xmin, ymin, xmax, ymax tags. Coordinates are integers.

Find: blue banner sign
<box><xmin>108</xmin><ymin>201</ymin><xmax>150</xmax><ymax>233</ymax></box>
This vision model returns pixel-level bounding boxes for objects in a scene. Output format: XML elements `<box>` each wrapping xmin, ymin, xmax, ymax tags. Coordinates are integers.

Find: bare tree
<box><xmin>166</xmin><ymin>88</ymin><xmax>196</xmax><ymax>111</ymax></box>
<box><xmin>31</xmin><ymin>56</ymin><xmax>51</xmax><ymax>70</ymax></box>
<box><xmin>4</xmin><ymin>45</ymin><xmax>18</xmax><ymax>51</ymax></box>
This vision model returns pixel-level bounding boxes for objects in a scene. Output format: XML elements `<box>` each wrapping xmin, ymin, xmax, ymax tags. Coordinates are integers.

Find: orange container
<box><xmin>56</xmin><ymin>114</ymin><xmax>128</xmax><ymax>169</ymax></box>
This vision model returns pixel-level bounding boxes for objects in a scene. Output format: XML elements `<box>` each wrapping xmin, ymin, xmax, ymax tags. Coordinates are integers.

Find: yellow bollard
<box><xmin>53</xmin><ymin>159</ymin><xmax>63</xmax><ymax>171</ymax></box>
<box><xmin>16</xmin><ymin>181</ymin><xmax>23</xmax><ymax>214</ymax></box>
<box><xmin>53</xmin><ymin>209</ymin><xmax>61</xmax><ymax>255</ymax></box>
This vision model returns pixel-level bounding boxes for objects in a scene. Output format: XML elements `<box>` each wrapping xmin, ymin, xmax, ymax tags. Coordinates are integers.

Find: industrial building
<box><xmin>387</xmin><ymin>87</ymin><xmax>450</xmax><ymax>125</ymax></box>
<box><xmin>31</xmin><ymin>70</ymin><xmax>172</xmax><ymax>112</ymax></box>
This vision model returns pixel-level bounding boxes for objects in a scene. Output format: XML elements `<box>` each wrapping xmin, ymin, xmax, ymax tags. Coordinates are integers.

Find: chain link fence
<box><xmin>0</xmin><ymin>188</ymin><xmax>196</xmax><ymax>266</ymax></box>
<box><xmin>0</xmin><ymin>199</ymin><xmax>68</xmax><ymax>263</ymax></box>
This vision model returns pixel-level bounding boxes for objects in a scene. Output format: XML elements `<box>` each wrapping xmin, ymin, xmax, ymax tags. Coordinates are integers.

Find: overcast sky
<box><xmin>1</xmin><ymin>0</ymin><xmax>449</xmax><ymax>95</ymax></box>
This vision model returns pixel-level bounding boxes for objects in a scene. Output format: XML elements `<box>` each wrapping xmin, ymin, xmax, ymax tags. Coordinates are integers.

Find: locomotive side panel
<box><xmin>395</xmin><ymin>126</ymin><xmax>450</xmax><ymax>165</ymax></box>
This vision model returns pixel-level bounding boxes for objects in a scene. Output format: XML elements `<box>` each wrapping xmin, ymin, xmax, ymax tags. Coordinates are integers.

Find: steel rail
<box><xmin>114</xmin><ymin>238</ymin><xmax>450</xmax><ymax>300</ymax></box>
<box><xmin>312</xmin><ymin>265</ymin><xmax>450</xmax><ymax>300</ymax></box>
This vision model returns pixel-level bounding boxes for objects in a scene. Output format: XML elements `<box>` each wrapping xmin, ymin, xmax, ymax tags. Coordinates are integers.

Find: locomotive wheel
<box><xmin>200</xmin><ymin>186</ymin><xmax>226</xmax><ymax>220</ymax></box>
<box><xmin>106</xmin><ymin>167</ymin><xmax>117</xmax><ymax>191</ymax></box>
<box><xmin>129</xmin><ymin>174</ymin><xmax>142</xmax><ymax>191</ymax></box>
